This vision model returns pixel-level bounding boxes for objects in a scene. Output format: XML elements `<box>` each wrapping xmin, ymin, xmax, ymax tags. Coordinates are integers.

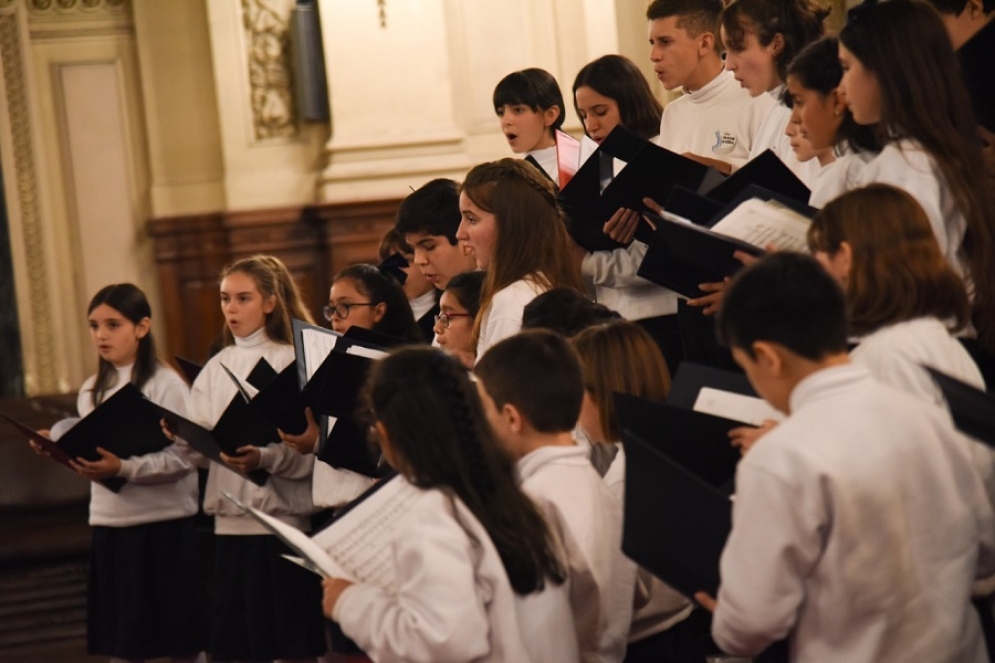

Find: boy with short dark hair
<box><xmin>475</xmin><ymin>330</ymin><xmax>635</xmax><ymax>663</ymax></box>
<box><xmin>703</xmin><ymin>252</ymin><xmax>995</xmax><ymax>661</ymax></box>
<box><xmin>394</xmin><ymin>178</ymin><xmax>477</xmax><ymax>292</ymax></box>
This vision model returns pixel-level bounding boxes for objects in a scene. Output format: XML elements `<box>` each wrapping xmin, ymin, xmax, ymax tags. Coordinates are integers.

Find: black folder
<box><xmin>601</xmin><ymin>136</ymin><xmax>726</xmax><ymax>221</ymax></box>
<box><xmin>316</xmin><ymin>415</ymin><xmax>381</xmax><ymax>478</ymax></box>
<box><xmin>342</xmin><ymin>325</ymin><xmax>407</xmax><ymax>350</ymax></box>
<box><xmin>663</xmin><ymin>186</ymin><xmax>725</xmax><ymax>226</ymax></box>
<box><xmin>636</xmin><ymin>212</ymin><xmax>764</xmax><ymax>298</ymax></box>
<box><xmin>175</xmin><ymin>356</ymin><xmax>203</xmax><ymax>385</ymax></box>
<box><xmin>702</xmin><ymin>149</ymin><xmax>811</xmax><ymax>206</ymax></box>
<box><xmin>614</xmin><ymin>392</ymin><xmax>741</xmax><ymax>492</ymax></box>
<box><xmin>558</xmin><ymin>125</ymin><xmax>657</xmax><ymax>252</ymax></box>
<box><xmin>958</xmin><ymin>24</ymin><xmax>995</xmax><ymax>133</ymax></box>
<box><xmin>1</xmin><ymin>384</ymin><xmax>173</xmax><ymax>492</ymax></box>
<box><xmin>925</xmin><ymin>366</ymin><xmax>995</xmax><ymax>447</ymax></box>
<box><xmin>667</xmin><ymin>362</ymin><xmax>757</xmax><ymax>410</ymax></box>
<box><xmin>621</xmin><ymin>427</ymin><xmax>732</xmax><ymax>598</ymax></box>
<box><xmin>222</xmin><ymin>362</ymin><xmax>309</xmax><ymax>436</ymax></box>
<box><xmin>302</xmin><ymin>350</ymin><xmax>376</xmax><ymax>419</ymax></box>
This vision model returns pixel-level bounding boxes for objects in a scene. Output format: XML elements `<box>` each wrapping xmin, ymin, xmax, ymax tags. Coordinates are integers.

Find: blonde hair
<box><xmin>219</xmin><ymin>254</ymin><xmax>313</xmax><ymax>346</ymax></box>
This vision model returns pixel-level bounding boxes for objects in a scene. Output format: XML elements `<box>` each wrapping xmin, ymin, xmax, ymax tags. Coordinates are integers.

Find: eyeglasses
<box><xmin>434</xmin><ymin>312</ymin><xmax>472</xmax><ymax>328</ymax></box>
<box><xmin>323</xmin><ymin>302</ymin><xmax>375</xmax><ymax>321</ymax></box>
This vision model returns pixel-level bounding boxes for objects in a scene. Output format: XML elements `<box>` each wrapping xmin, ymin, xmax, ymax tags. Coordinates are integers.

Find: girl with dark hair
<box><xmin>181</xmin><ymin>255</ymin><xmax>326</xmax><ymax>662</ymax></box>
<box><xmin>457</xmin><ymin>158</ymin><xmax>585</xmax><ymax>359</ymax></box>
<box><xmin>782</xmin><ymin>36</ymin><xmax>878</xmax><ymax>207</ymax></box>
<box><xmin>839</xmin><ymin>0</ymin><xmax>995</xmax><ymax>356</ymax></box>
<box><xmin>321</xmin><ymin>347</ymin><xmax>576</xmax><ymax>661</ymax></box>
<box><xmin>571</xmin><ymin>53</ymin><xmax>687</xmax><ymax>371</ymax></box>
<box><xmin>326</xmin><ymin>263</ymin><xmax>424</xmax><ymax>344</ymax></box>
<box><xmin>434</xmin><ymin>269</ymin><xmax>485</xmax><ymax>368</ymax></box>
<box><xmin>572</xmin><ymin>54</ymin><xmax>663</xmax><ymax>144</ymax></box>
<box><xmin>40</xmin><ymin>283</ymin><xmax>207</xmax><ymax>662</ymax></box>
<box><xmin>493</xmin><ymin>68</ymin><xmax>568</xmax><ymax>182</ymax></box>
<box><xmin>720</xmin><ymin>0</ymin><xmax>830</xmax><ymax>185</ymax></box>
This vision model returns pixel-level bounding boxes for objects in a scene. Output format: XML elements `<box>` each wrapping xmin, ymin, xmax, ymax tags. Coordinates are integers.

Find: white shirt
<box><xmin>808</xmin><ymin>150</ymin><xmax>869</xmax><ymax>209</ymax></box>
<box><xmin>184</xmin><ymin>327</ymin><xmax>316</xmax><ymax>535</ymax></box>
<box><xmin>518</xmin><ymin>445</ymin><xmax>635</xmax><ymax>663</ymax></box>
<box><xmin>855</xmin><ymin>138</ymin><xmax>968</xmax><ymax>279</ymax></box>
<box><xmin>713</xmin><ymin>364</ymin><xmax>995</xmax><ymax>661</ymax></box>
<box><xmin>78</xmin><ymin>363</ymin><xmax>198</xmax><ymax>527</ymax></box>
<box><xmin>476</xmin><ymin>277</ymin><xmax>547</xmax><ymax>361</ymax></box>
<box><xmin>582</xmin><ymin>240</ymin><xmax>677</xmax><ymax>320</ymax></box>
<box><xmin>660</xmin><ymin>69</ymin><xmax>774</xmax><ymax>172</ymax></box>
<box><xmin>527</xmin><ymin>145</ymin><xmax>558</xmax><ymax>183</ymax></box>
<box><xmin>408</xmin><ymin>288</ymin><xmax>438</xmax><ymax>322</ymax></box>
<box><xmin>333</xmin><ymin>481</ymin><xmax>578</xmax><ymax>663</ymax></box>
<box><xmin>748</xmin><ymin>86</ymin><xmax>821</xmax><ymax>188</ymax></box>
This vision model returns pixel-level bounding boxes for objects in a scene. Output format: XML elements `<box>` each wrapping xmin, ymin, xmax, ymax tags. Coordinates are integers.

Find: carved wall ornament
<box><xmin>28</xmin><ymin>0</ymin><xmax>128</xmax><ymax>13</ymax></box>
<box><xmin>241</xmin><ymin>0</ymin><xmax>298</xmax><ymax>140</ymax></box>
<box><xmin>0</xmin><ymin>10</ymin><xmax>58</xmax><ymax>393</ymax></box>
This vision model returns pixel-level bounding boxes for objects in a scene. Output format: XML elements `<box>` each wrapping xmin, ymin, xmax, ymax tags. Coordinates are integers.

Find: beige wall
<box><xmin>0</xmin><ymin>0</ymin><xmax>670</xmax><ymax>394</ymax></box>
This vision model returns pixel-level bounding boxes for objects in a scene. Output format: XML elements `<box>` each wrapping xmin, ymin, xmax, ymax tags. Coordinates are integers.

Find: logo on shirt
<box><xmin>711</xmin><ymin>131</ymin><xmax>737</xmax><ymax>156</ymax></box>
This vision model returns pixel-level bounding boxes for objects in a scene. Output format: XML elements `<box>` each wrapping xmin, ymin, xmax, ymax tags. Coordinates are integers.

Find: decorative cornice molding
<box><xmin>28</xmin><ymin>0</ymin><xmax>129</xmax><ymax>13</ymax></box>
<box><xmin>0</xmin><ymin>10</ymin><xmax>57</xmax><ymax>393</ymax></box>
<box><xmin>241</xmin><ymin>0</ymin><xmax>298</xmax><ymax>141</ymax></box>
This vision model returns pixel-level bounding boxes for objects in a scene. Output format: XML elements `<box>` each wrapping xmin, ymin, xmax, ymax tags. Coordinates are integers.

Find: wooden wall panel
<box><xmin>148</xmin><ymin>198</ymin><xmax>402</xmax><ymax>363</ymax></box>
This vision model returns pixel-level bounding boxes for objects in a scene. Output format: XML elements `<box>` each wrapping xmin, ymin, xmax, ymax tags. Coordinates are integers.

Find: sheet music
<box><xmin>302</xmin><ymin>329</ymin><xmax>339</xmax><ymax>381</ymax></box>
<box><xmin>693</xmin><ymin>387</ymin><xmax>783</xmax><ymax>426</ymax></box>
<box><xmin>311</xmin><ymin>476</ymin><xmax>423</xmax><ymax>593</ymax></box>
<box><xmin>710</xmin><ymin>198</ymin><xmax>811</xmax><ymax>253</ymax></box>
<box><xmin>345</xmin><ymin>345</ymin><xmax>388</xmax><ymax>360</ymax></box>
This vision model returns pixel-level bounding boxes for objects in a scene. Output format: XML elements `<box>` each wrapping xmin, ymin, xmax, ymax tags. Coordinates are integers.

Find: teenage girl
<box><xmin>838</xmin><ymin>0</ymin><xmax>995</xmax><ymax>357</ymax></box>
<box><xmin>326</xmin><ymin>264</ymin><xmax>423</xmax><ymax>344</ymax></box>
<box><xmin>782</xmin><ymin>37</ymin><xmax>879</xmax><ymax>208</ymax></box>
<box><xmin>45</xmin><ymin>284</ymin><xmax>206</xmax><ymax>662</ymax></box>
<box><xmin>181</xmin><ymin>255</ymin><xmax>325</xmax><ymax>662</ymax></box>
<box><xmin>321</xmin><ymin>347</ymin><xmax>577</xmax><ymax>662</ymax></box>
<box><xmin>570</xmin><ymin>54</ymin><xmax>685</xmax><ymax>371</ymax></box>
<box><xmin>493</xmin><ymin>68</ymin><xmax>567</xmax><ymax>182</ymax></box>
<box><xmin>457</xmin><ymin>158</ymin><xmax>585</xmax><ymax>359</ymax></box>
<box><xmin>433</xmin><ymin>269</ymin><xmax>485</xmax><ymax>368</ymax></box>
<box><xmin>720</xmin><ymin>0</ymin><xmax>829</xmax><ymax>186</ymax></box>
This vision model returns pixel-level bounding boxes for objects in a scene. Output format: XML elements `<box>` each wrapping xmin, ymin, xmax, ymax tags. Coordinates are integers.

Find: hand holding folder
<box><xmin>2</xmin><ymin>384</ymin><xmax>173</xmax><ymax>492</ymax></box>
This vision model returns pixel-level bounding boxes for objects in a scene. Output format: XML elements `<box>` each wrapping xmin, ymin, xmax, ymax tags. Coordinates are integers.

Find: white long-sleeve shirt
<box><xmin>78</xmin><ymin>363</ymin><xmax>198</xmax><ymax>527</ymax></box>
<box><xmin>807</xmin><ymin>150</ymin><xmax>869</xmax><ymax>209</ymax></box>
<box><xmin>854</xmin><ymin>138</ymin><xmax>968</xmax><ymax>279</ymax></box>
<box><xmin>476</xmin><ymin>277</ymin><xmax>547</xmax><ymax>361</ymax></box>
<box><xmin>184</xmin><ymin>327</ymin><xmax>316</xmax><ymax>535</ymax></box>
<box><xmin>713</xmin><ymin>364</ymin><xmax>995</xmax><ymax>661</ymax></box>
<box><xmin>748</xmin><ymin>86</ymin><xmax>821</xmax><ymax>188</ymax></box>
<box><xmin>333</xmin><ymin>480</ymin><xmax>578</xmax><ymax>663</ymax></box>
<box><xmin>518</xmin><ymin>445</ymin><xmax>635</xmax><ymax>663</ymax></box>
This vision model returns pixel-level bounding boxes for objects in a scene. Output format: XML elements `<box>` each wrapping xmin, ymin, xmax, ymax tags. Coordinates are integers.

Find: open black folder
<box><xmin>621</xmin><ymin>427</ymin><xmax>732</xmax><ymax>599</ymax></box>
<box><xmin>559</xmin><ymin>126</ymin><xmax>654</xmax><ymax>252</ymax></box>
<box><xmin>221</xmin><ymin>362</ymin><xmax>309</xmax><ymax>437</ymax></box>
<box><xmin>317</xmin><ymin>416</ymin><xmax>381</xmax><ymax>478</ymax></box>
<box><xmin>667</xmin><ymin>362</ymin><xmax>757</xmax><ymax>410</ymax></box>
<box><xmin>703</xmin><ymin>149</ymin><xmax>811</xmax><ymax>206</ymax></box>
<box><xmin>614</xmin><ymin>392</ymin><xmax>741</xmax><ymax>492</ymax></box>
<box><xmin>925</xmin><ymin>366</ymin><xmax>995</xmax><ymax>447</ymax></box>
<box><xmin>2</xmin><ymin>384</ymin><xmax>172</xmax><ymax>493</ymax></box>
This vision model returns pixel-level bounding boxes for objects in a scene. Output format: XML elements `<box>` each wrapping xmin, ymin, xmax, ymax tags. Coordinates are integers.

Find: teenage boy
<box><xmin>649</xmin><ymin>0</ymin><xmax>773</xmax><ymax>174</ymax></box>
<box><xmin>698</xmin><ymin>253</ymin><xmax>995</xmax><ymax>661</ymax></box>
<box><xmin>475</xmin><ymin>330</ymin><xmax>635</xmax><ymax>663</ymax></box>
<box><xmin>394</xmin><ymin>178</ymin><xmax>478</xmax><ymax>291</ymax></box>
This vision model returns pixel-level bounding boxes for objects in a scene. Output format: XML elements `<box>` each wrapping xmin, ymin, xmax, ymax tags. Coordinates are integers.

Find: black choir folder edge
<box><xmin>0</xmin><ymin>383</ymin><xmax>172</xmax><ymax>493</ymax></box>
<box><xmin>221</xmin><ymin>472</ymin><xmax>415</xmax><ymax>593</ymax></box>
<box><xmin>925</xmin><ymin>365</ymin><xmax>995</xmax><ymax>447</ymax></box>
<box><xmin>621</xmin><ymin>427</ymin><xmax>731</xmax><ymax>600</ymax></box>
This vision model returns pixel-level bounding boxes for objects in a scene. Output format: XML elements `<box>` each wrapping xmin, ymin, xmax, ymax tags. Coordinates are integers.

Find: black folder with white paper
<box><xmin>620</xmin><ymin>427</ymin><xmax>732</xmax><ymax>599</ymax></box>
<box><xmin>614</xmin><ymin>392</ymin><xmax>742</xmax><ymax>492</ymax></box>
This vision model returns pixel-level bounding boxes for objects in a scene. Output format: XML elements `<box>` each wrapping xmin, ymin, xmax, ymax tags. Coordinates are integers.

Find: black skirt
<box><xmin>211</xmin><ymin>534</ymin><xmax>326</xmax><ymax>661</ymax></box>
<box><xmin>87</xmin><ymin>516</ymin><xmax>208</xmax><ymax>658</ymax></box>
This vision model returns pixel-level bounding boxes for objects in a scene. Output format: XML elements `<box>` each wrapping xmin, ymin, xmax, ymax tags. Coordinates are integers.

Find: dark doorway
<box><xmin>0</xmin><ymin>155</ymin><xmax>24</xmax><ymax>398</ymax></box>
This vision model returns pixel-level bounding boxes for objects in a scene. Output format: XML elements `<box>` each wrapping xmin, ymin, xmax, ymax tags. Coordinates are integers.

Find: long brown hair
<box><xmin>808</xmin><ymin>185</ymin><xmax>970</xmax><ymax>337</ymax></box>
<box><xmin>571</xmin><ymin>321</ymin><xmax>672</xmax><ymax>443</ymax></box>
<box><xmin>219</xmin><ymin>254</ymin><xmax>310</xmax><ymax>347</ymax></box>
<box><xmin>840</xmin><ymin>0</ymin><xmax>995</xmax><ymax>351</ymax></box>
<box><xmin>572</xmin><ymin>55</ymin><xmax>663</xmax><ymax>141</ymax></box>
<box><xmin>461</xmin><ymin>159</ymin><xmax>585</xmax><ymax>341</ymax></box>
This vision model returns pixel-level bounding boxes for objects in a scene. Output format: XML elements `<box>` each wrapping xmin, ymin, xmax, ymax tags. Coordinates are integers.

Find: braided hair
<box><xmin>366</xmin><ymin>347</ymin><xmax>566</xmax><ymax>593</ymax></box>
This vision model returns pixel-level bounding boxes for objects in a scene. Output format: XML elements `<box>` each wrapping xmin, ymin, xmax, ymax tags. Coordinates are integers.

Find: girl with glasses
<box><xmin>325</xmin><ymin>264</ymin><xmax>423</xmax><ymax>344</ymax></box>
<box><xmin>434</xmin><ymin>270</ymin><xmax>485</xmax><ymax>368</ymax></box>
